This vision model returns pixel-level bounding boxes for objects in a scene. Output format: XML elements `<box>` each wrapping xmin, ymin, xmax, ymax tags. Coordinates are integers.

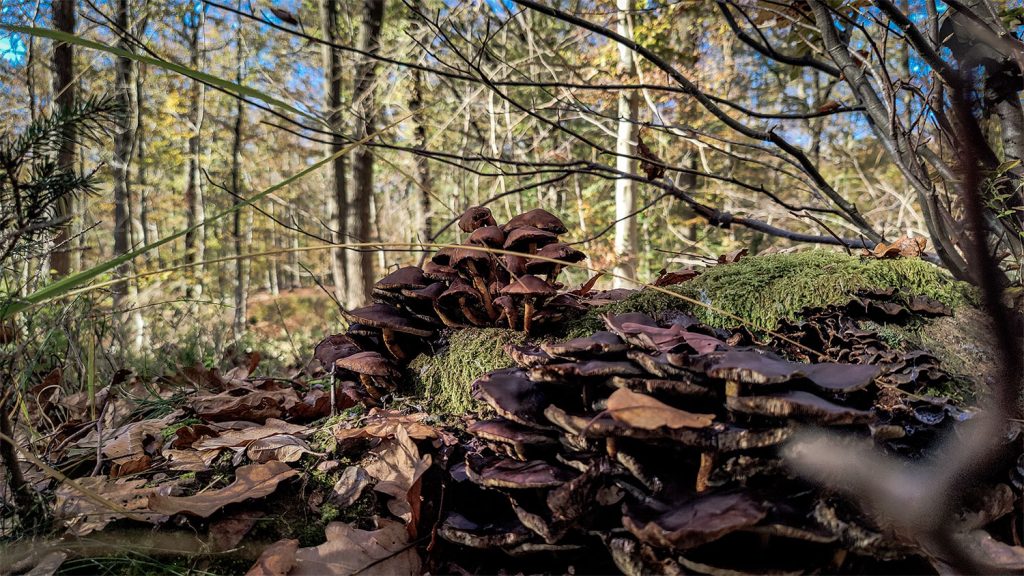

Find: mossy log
<box><xmin>411</xmin><ymin>251</ymin><xmax>996</xmax><ymax>415</ymax></box>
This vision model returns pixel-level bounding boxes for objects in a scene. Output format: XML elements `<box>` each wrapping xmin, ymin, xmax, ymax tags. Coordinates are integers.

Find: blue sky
<box><xmin>0</xmin><ymin>33</ymin><xmax>26</xmax><ymax>64</ymax></box>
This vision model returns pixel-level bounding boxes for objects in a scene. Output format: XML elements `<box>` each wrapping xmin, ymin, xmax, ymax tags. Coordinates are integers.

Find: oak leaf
<box><xmin>606</xmin><ymin>388</ymin><xmax>715</xmax><ymax>430</ymax></box>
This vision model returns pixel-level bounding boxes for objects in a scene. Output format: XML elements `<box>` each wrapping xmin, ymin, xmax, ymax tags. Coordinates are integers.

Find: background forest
<box><xmin>3</xmin><ymin>1</ymin><xmax>1024</xmax><ymax>573</ymax></box>
<box><xmin>7</xmin><ymin>0</ymin><xmax>1007</xmax><ymax>379</ymax></box>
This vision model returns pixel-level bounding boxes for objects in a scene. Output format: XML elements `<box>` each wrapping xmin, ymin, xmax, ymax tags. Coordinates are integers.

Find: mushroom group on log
<box><xmin>431</xmin><ymin>309</ymin><xmax>1020</xmax><ymax>574</ymax></box>
<box><xmin>307</xmin><ymin>211</ymin><xmax>1022</xmax><ymax>573</ymax></box>
<box><xmin>311</xmin><ymin>206</ymin><xmax>593</xmax><ymax>408</ymax></box>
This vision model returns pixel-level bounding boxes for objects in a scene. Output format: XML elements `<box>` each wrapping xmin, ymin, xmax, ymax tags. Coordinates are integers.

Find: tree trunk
<box><xmin>51</xmin><ymin>0</ymin><xmax>75</xmax><ymax>277</ymax></box>
<box><xmin>347</xmin><ymin>0</ymin><xmax>385</xmax><ymax>308</ymax></box>
<box><xmin>136</xmin><ymin>62</ymin><xmax>154</xmax><ymax>260</ymax></box>
<box><xmin>112</xmin><ymin>0</ymin><xmax>139</xmax><ymax>349</ymax></box>
<box><xmin>321</xmin><ymin>0</ymin><xmax>348</xmax><ymax>305</ymax></box>
<box><xmin>409</xmin><ymin>0</ymin><xmax>432</xmax><ymax>247</ymax></box>
<box><xmin>612</xmin><ymin>0</ymin><xmax>639</xmax><ymax>288</ymax></box>
<box><xmin>183</xmin><ymin>10</ymin><xmax>206</xmax><ymax>285</ymax></box>
<box><xmin>231</xmin><ymin>13</ymin><xmax>249</xmax><ymax>341</ymax></box>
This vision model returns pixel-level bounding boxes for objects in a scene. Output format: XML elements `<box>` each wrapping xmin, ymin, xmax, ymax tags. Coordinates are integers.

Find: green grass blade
<box><xmin>0</xmin><ymin>25</ymin><xmax>321</xmax><ymax>124</ymax></box>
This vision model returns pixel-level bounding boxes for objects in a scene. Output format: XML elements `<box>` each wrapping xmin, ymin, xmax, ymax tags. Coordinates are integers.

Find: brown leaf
<box><xmin>816</xmin><ymin>100</ymin><xmax>841</xmax><ymax>113</ymax></box>
<box><xmin>572</xmin><ymin>272</ymin><xmax>604</xmax><ymax>296</ymax></box>
<box><xmin>291</xmin><ymin>520</ymin><xmax>421</xmax><ymax>576</ymax></box>
<box><xmin>148</xmin><ymin>461</ymin><xmax>297</xmax><ymax>518</ymax></box>
<box><xmin>652</xmin><ymin>268</ymin><xmax>699</xmax><ymax>287</ymax></box>
<box><xmin>247</xmin><ymin>434</ymin><xmax>317</xmax><ymax>463</ymax></box>
<box><xmin>863</xmin><ymin>235</ymin><xmax>927</xmax><ymax>259</ymax></box>
<box><xmin>333</xmin><ymin>408</ymin><xmax>454</xmax><ymax>444</ymax></box>
<box><xmin>210</xmin><ymin>511</ymin><xmax>265</xmax><ymax>552</ymax></box>
<box><xmin>193</xmin><ymin>418</ymin><xmax>309</xmax><ymax>451</ymax></box>
<box><xmin>363</xmin><ymin>427</ymin><xmax>432</xmax><ymax>528</ymax></box>
<box><xmin>623</xmin><ymin>492</ymin><xmax>766</xmax><ymax>549</ymax></box>
<box><xmin>606</xmin><ymin>388</ymin><xmax>715</xmax><ymax>430</ymax></box>
<box><xmin>330</xmin><ymin>466</ymin><xmax>373</xmax><ymax>508</ymax></box>
<box><xmin>191</xmin><ymin>387</ymin><xmax>300</xmax><ymax>422</ymax></box>
<box><xmin>269</xmin><ymin>7</ymin><xmax>300</xmax><ymax>26</ymax></box>
<box><xmin>55</xmin><ymin>477</ymin><xmax>169</xmax><ymax>536</ymax></box>
<box><xmin>637</xmin><ymin>130</ymin><xmax>666</xmax><ymax>181</ymax></box>
<box><xmin>717</xmin><ymin>248</ymin><xmax>748</xmax><ymax>264</ymax></box>
<box><xmin>246</xmin><ymin>538</ymin><xmax>298</xmax><ymax>576</ymax></box>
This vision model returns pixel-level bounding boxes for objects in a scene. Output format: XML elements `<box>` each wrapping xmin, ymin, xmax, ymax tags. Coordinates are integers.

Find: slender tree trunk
<box><xmin>410</xmin><ymin>0</ymin><xmax>432</xmax><ymax>247</ymax></box>
<box><xmin>112</xmin><ymin>0</ymin><xmax>139</xmax><ymax>349</ymax></box>
<box><xmin>183</xmin><ymin>10</ymin><xmax>206</xmax><ymax>286</ymax></box>
<box><xmin>321</xmin><ymin>0</ymin><xmax>348</xmax><ymax>305</ymax></box>
<box><xmin>51</xmin><ymin>0</ymin><xmax>76</xmax><ymax>277</ymax></box>
<box><xmin>612</xmin><ymin>0</ymin><xmax>639</xmax><ymax>288</ymax></box>
<box><xmin>136</xmin><ymin>63</ymin><xmax>153</xmax><ymax>256</ymax></box>
<box><xmin>346</xmin><ymin>0</ymin><xmax>385</xmax><ymax>307</ymax></box>
<box><xmin>231</xmin><ymin>13</ymin><xmax>249</xmax><ymax>341</ymax></box>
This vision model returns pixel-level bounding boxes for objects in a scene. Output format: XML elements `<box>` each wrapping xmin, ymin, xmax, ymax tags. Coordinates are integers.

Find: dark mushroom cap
<box><xmin>313</xmin><ymin>334</ymin><xmax>362</xmax><ymax>371</ymax></box>
<box><xmin>502</xmin><ymin>208</ymin><xmax>568</xmax><ymax>234</ymax></box>
<box><xmin>467</xmin><ymin>225</ymin><xmax>506</xmax><ymax>248</ymax></box>
<box><xmin>465</xmin><ymin>453</ymin><xmax>575</xmax><ymax>489</ymax></box>
<box><xmin>422</xmin><ymin>261</ymin><xmax>458</xmax><ymax>283</ymax></box>
<box><xmin>503</xmin><ymin>226</ymin><xmax>558</xmax><ymax>252</ymax></box>
<box><xmin>438</xmin><ymin>278</ymin><xmax>482</xmax><ymax>306</ymax></box>
<box><xmin>472</xmin><ymin>368</ymin><xmax>551</xmax><ymax>428</ymax></box>
<box><xmin>525</xmin><ymin>243</ymin><xmax>586</xmax><ymax>274</ymax></box>
<box><xmin>450</xmin><ymin>247</ymin><xmax>494</xmax><ymax>274</ymax></box>
<box><xmin>374</xmin><ymin>266</ymin><xmax>426</xmax><ymax>291</ymax></box>
<box><xmin>438</xmin><ymin>512</ymin><xmax>532</xmax><ymax>549</ymax></box>
<box><xmin>458</xmin><ymin>206</ymin><xmax>497</xmax><ymax>233</ymax></box>
<box><xmin>402</xmin><ymin>281</ymin><xmax>446</xmax><ymax>302</ymax></box>
<box><xmin>347</xmin><ymin>303</ymin><xmax>434</xmax><ymax>337</ymax></box>
<box><xmin>431</xmin><ymin>246</ymin><xmax>457</xmax><ymax>266</ymax></box>
<box><xmin>726</xmin><ymin>390</ymin><xmax>872</xmax><ymax>425</ymax></box>
<box><xmin>541</xmin><ymin>330</ymin><xmax>626</xmax><ymax>359</ymax></box>
<box><xmin>468</xmin><ymin>418</ymin><xmax>558</xmax><ymax>447</ymax></box>
<box><xmin>334</xmin><ymin>351</ymin><xmax>399</xmax><ymax>378</ymax></box>
<box><xmin>504</xmin><ymin>342</ymin><xmax>553</xmax><ymax>368</ymax></box>
<box><xmin>502</xmin><ymin>254</ymin><xmax>529</xmax><ymax>276</ymax></box>
<box><xmin>500</xmin><ymin>274</ymin><xmax>557</xmax><ymax>298</ymax></box>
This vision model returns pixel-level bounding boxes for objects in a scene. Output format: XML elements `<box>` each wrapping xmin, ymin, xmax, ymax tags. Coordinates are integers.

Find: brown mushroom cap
<box><xmin>374</xmin><ymin>266</ymin><xmax>427</xmax><ymax>291</ymax></box>
<box><xmin>525</xmin><ymin>243</ymin><xmax>586</xmax><ymax>274</ymax></box>
<box><xmin>503</xmin><ymin>226</ymin><xmax>558</xmax><ymax>252</ymax></box>
<box><xmin>500</xmin><ymin>274</ymin><xmax>557</xmax><ymax>298</ymax></box>
<box><xmin>467</xmin><ymin>225</ymin><xmax>506</xmax><ymax>248</ymax></box>
<box><xmin>334</xmin><ymin>351</ymin><xmax>399</xmax><ymax>378</ymax></box>
<box><xmin>449</xmin><ymin>247</ymin><xmax>494</xmax><ymax>274</ymax></box>
<box><xmin>431</xmin><ymin>246</ymin><xmax>457</xmax><ymax>266</ymax></box>
<box><xmin>313</xmin><ymin>334</ymin><xmax>362</xmax><ymax>371</ymax></box>
<box><xmin>502</xmin><ymin>208</ymin><xmax>568</xmax><ymax>234</ymax></box>
<box><xmin>502</xmin><ymin>254</ymin><xmax>529</xmax><ymax>276</ymax></box>
<box><xmin>458</xmin><ymin>206</ymin><xmax>497</xmax><ymax>232</ymax></box>
<box><xmin>465</xmin><ymin>453</ymin><xmax>575</xmax><ymax>489</ymax></box>
<box><xmin>402</xmin><ymin>281</ymin><xmax>446</xmax><ymax>302</ymax></box>
<box><xmin>422</xmin><ymin>261</ymin><xmax>458</xmax><ymax>283</ymax></box>
<box><xmin>438</xmin><ymin>278</ymin><xmax>482</xmax><ymax>306</ymax></box>
<box><xmin>346</xmin><ymin>303</ymin><xmax>434</xmax><ymax>337</ymax></box>
<box><xmin>541</xmin><ymin>331</ymin><xmax>627</xmax><ymax>359</ymax></box>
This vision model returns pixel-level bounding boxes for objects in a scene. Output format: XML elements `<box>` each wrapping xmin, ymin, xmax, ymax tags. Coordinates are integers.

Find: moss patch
<box><xmin>564</xmin><ymin>251</ymin><xmax>975</xmax><ymax>335</ymax></box>
<box><xmin>410</xmin><ymin>328</ymin><xmax>526</xmax><ymax>416</ymax></box>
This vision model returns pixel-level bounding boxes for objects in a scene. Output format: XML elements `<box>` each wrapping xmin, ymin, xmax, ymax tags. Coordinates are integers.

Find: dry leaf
<box><xmin>331</xmin><ymin>466</ymin><xmax>373</xmax><ymax>508</ymax></box>
<box><xmin>193</xmin><ymin>418</ymin><xmax>309</xmax><ymax>451</ymax></box>
<box><xmin>246</xmin><ymin>538</ymin><xmax>299</xmax><ymax>576</ymax></box>
<box><xmin>333</xmin><ymin>408</ymin><xmax>453</xmax><ymax>444</ymax></box>
<box><xmin>652</xmin><ymin>268</ymin><xmax>699</xmax><ymax>287</ymax></box>
<box><xmin>247</xmin><ymin>434</ymin><xmax>317</xmax><ymax>463</ymax></box>
<box><xmin>191</xmin><ymin>387</ymin><xmax>300</xmax><ymax>422</ymax></box>
<box><xmin>623</xmin><ymin>492</ymin><xmax>766</xmax><ymax>549</ymax></box>
<box><xmin>606</xmin><ymin>388</ymin><xmax>715</xmax><ymax>430</ymax></box>
<box><xmin>363</xmin><ymin>427</ymin><xmax>432</xmax><ymax>528</ymax></box>
<box><xmin>637</xmin><ymin>130</ymin><xmax>666</xmax><ymax>181</ymax></box>
<box><xmin>863</xmin><ymin>235</ymin><xmax>927</xmax><ymax>259</ymax></box>
<box><xmin>717</xmin><ymin>248</ymin><xmax>748</xmax><ymax>264</ymax></box>
<box><xmin>291</xmin><ymin>520</ymin><xmax>420</xmax><ymax>576</ymax></box>
<box><xmin>54</xmin><ymin>477</ymin><xmax>170</xmax><ymax>536</ymax></box>
<box><xmin>148</xmin><ymin>461</ymin><xmax>297</xmax><ymax>518</ymax></box>
<box><xmin>210</xmin><ymin>511</ymin><xmax>265</xmax><ymax>552</ymax></box>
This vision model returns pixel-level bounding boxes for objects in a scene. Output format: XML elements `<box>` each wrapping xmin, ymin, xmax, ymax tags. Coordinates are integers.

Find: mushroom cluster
<box><xmin>313</xmin><ymin>206</ymin><xmax>588</xmax><ymax>407</ymax></box>
<box><xmin>437</xmin><ymin>310</ymin><xmax>987</xmax><ymax>573</ymax></box>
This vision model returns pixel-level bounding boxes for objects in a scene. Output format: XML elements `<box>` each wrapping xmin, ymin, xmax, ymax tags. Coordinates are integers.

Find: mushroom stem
<box><xmin>467</xmin><ymin>262</ymin><xmax>497</xmax><ymax>320</ymax></box>
<box><xmin>696</xmin><ymin>452</ymin><xmax>715</xmax><ymax>492</ymax></box>
<box><xmin>725</xmin><ymin>380</ymin><xmax>741</xmax><ymax>398</ymax></box>
<box><xmin>523</xmin><ymin>299</ymin><xmax>534</xmax><ymax>334</ymax></box>
<box><xmin>434</xmin><ymin>305</ymin><xmax>465</xmax><ymax>328</ymax></box>
<box><xmin>459</xmin><ymin>296</ymin><xmax>488</xmax><ymax>326</ymax></box>
<box><xmin>546</xmin><ymin>265</ymin><xmax>563</xmax><ymax>284</ymax></box>
<box><xmin>381</xmin><ymin>329</ymin><xmax>406</xmax><ymax>362</ymax></box>
<box><xmin>329</xmin><ymin>370</ymin><xmax>337</xmax><ymax>417</ymax></box>
<box><xmin>358</xmin><ymin>374</ymin><xmax>384</xmax><ymax>404</ymax></box>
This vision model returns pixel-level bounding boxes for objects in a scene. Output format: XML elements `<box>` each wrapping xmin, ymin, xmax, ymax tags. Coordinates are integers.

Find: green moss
<box><xmin>565</xmin><ymin>251</ymin><xmax>975</xmax><ymax>334</ymax></box>
<box><xmin>410</xmin><ymin>328</ymin><xmax>526</xmax><ymax>416</ymax></box>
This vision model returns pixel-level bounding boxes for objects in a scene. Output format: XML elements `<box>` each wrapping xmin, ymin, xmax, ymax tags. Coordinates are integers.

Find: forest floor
<box><xmin>2</xmin><ymin>249</ymin><xmax>1022</xmax><ymax>576</ymax></box>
